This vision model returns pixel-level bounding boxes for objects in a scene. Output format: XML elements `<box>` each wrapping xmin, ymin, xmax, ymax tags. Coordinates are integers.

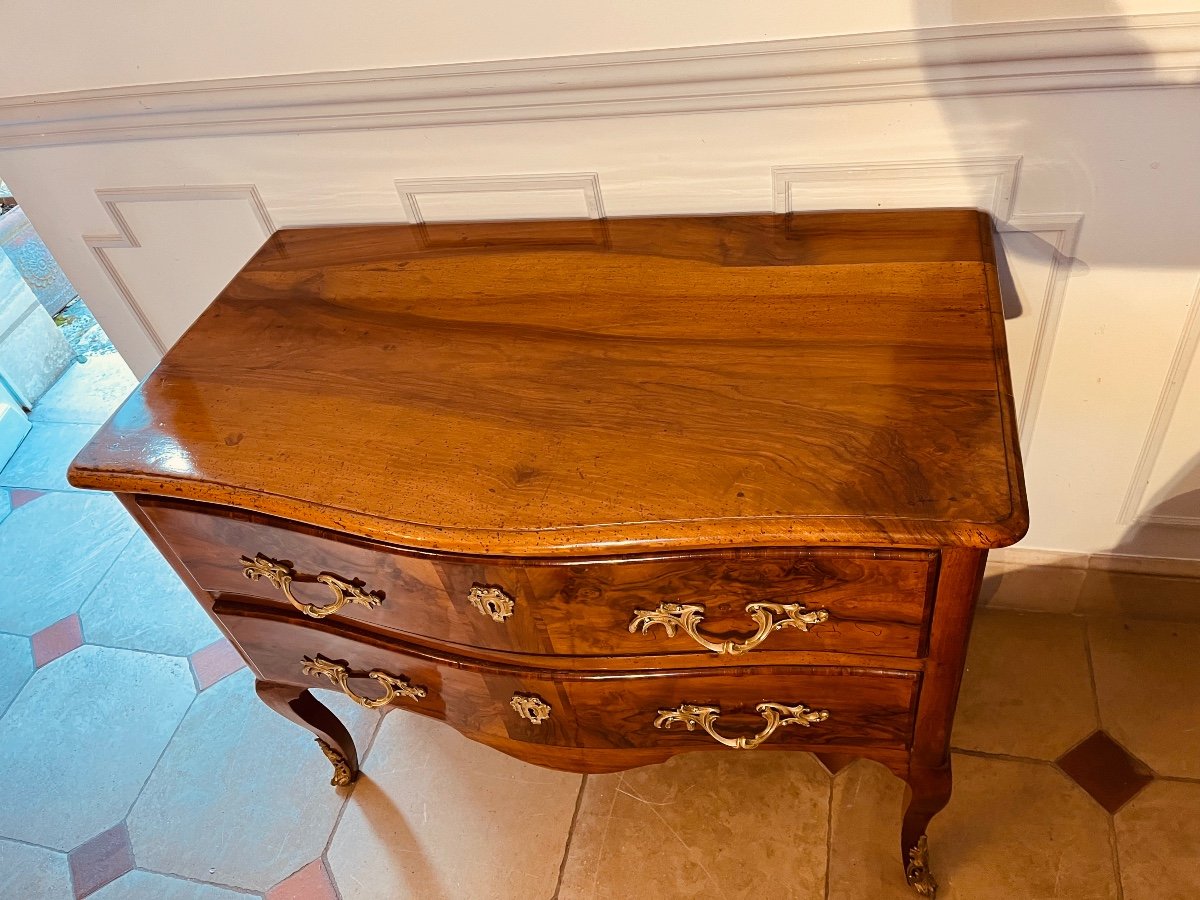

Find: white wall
<box><xmin>4</xmin><ymin>1</ymin><xmax>1196</xmax><ymax>93</ymax></box>
<box><xmin>0</xmin><ymin>8</ymin><xmax>1198</xmax><ymax>568</ymax></box>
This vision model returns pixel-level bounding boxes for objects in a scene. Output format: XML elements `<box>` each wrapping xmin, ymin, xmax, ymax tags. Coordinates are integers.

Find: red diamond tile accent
<box><xmin>68</xmin><ymin>822</ymin><xmax>134</xmax><ymax>899</ymax></box>
<box><xmin>265</xmin><ymin>858</ymin><xmax>338</xmax><ymax>900</ymax></box>
<box><xmin>1057</xmin><ymin>730</ymin><xmax>1155</xmax><ymax>814</ymax></box>
<box><xmin>32</xmin><ymin>613</ymin><xmax>84</xmax><ymax>667</ymax></box>
<box><xmin>9</xmin><ymin>488</ymin><xmax>45</xmax><ymax>510</ymax></box>
<box><xmin>189</xmin><ymin>637</ymin><xmax>246</xmax><ymax>691</ymax></box>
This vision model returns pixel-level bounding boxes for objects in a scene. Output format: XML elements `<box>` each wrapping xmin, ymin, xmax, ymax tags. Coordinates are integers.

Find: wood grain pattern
<box><xmin>68</xmin><ymin>212</ymin><xmax>1031</xmax><ymax>892</ymax></box>
<box><xmin>218</xmin><ymin>602</ymin><xmax>918</xmax><ymax>759</ymax></box>
<box><xmin>68</xmin><ymin>210</ymin><xmax>1026</xmax><ymax>555</ymax></box>
<box><xmin>144</xmin><ymin>498</ymin><xmax>936</xmax><ymax>660</ymax></box>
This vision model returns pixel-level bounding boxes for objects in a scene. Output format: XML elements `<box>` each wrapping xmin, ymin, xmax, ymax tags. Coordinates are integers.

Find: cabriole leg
<box><xmin>255</xmin><ymin>680</ymin><xmax>359</xmax><ymax>786</ymax></box>
<box><xmin>900</xmin><ymin>763</ymin><xmax>953</xmax><ymax>897</ymax></box>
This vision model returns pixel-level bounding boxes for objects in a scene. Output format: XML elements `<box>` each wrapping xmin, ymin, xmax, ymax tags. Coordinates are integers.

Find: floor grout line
<box><xmin>551</xmin><ymin>773</ymin><xmax>589</xmax><ymax>900</ymax></box>
<box><xmin>132</xmin><ymin>863</ymin><xmax>263</xmax><ymax>895</ymax></box>
<box><xmin>120</xmin><ymin>690</ymin><xmax>198</xmax><ymax>853</ymax></box>
<box><xmin>1108</xmin><ymin>815</ymin><xmax>1126</xmax><ymax>900</ymax></box>
<box><xmin>318</xmin><ymin>706</ymin><xmax>387</xmax><ymax>900</ymax></box>
<box><xmin>1153</xmin><ymin>773</ymin><xmax>1200</xmax><ymax>785</ymax></box>
<box><xmin>949</xmin><ymin>746</ymin><xmax>1066</xmax><ymax>766</ymax></box>
<box><xmin>0</xmin><ymin>832</ymin><xmax>73</xmax><ymax>855</ymax></box>
<box><xmin>823</xmin><ymin>770</ymin><xmax>835</xmax><ymax>900</ymax></box>
<box><xmin>1082</xmin><ymin>617</ymin><xmax>1106</xmax><ymax>733</ymax></box>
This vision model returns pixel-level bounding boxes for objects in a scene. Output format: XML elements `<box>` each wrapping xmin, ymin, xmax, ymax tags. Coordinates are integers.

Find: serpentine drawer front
<box><xmin>217</xmin><ymin>604</ymin><xmax>919</xmax><ymax>756</ymax></box>
<box><xmin>69</xmin><ymin>211</ymin><xmax>1028</xmax><ymax>898</ymax></box>
<box><xmin>142</xmin><ymin>498</ymin><xmax>937</xmax><ymax>659</ymax></box>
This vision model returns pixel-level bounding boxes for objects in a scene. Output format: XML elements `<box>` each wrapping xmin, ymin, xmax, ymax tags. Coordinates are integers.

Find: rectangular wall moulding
<box><xmin>772</xmin><ymin>156</ymin><xmax>1021</xmax><ymax>220</ymax></box>
<box><xmin>394</xmin><ymin>173</ymin><xmax>605</xmax><ymax>224</ymax></box>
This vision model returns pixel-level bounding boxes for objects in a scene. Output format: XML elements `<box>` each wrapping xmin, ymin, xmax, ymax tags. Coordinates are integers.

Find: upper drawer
<box><xmin>141</xmin><ymin>499</ymin><xmax>937</xmax><ymax>660</ymax></box>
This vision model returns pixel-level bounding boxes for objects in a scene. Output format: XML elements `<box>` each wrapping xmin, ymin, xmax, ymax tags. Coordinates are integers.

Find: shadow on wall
<box><xmin>915</xmin><ymin>0</ymin><xmax>1200</xmax><ymax>266</ymax></box>
<box><xmin>910</xmin><ymin>1</ymin><xmax>1200</xmax><ymax>570</ymax></box>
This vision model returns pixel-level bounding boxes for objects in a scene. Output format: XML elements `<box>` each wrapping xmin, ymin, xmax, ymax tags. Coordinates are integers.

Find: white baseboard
<box><xmin>983</xmin><ymin>546</ymin><xmax>1200</xmax><ymax>620</ymax></box>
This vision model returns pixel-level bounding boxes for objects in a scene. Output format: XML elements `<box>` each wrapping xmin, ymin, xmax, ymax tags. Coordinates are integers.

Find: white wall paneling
<box><xmin>83</xmin><ymin>186</ymin><xmax>274</xmax><ymax>353</ymax></box>
<box><xmin>1120</xmin><ymin>278</ymin><xmax>1200</xmax><ymax>527</ymax></box>
<box><xmin>1</xmin><ymin>14</ymin><xmax>1198</xmax><ymax>148</ymax></box>
<box><xmin>997</xmin><ymin>215</ymin><xmax>1084</xmax><ymax>447</ymax></box>
<box><xmin>394</xmin><ymin>173</ymin><xmax>605</xmax><ymax>224</ymax></box>
<box><xmin>1</xmin><ymin>11</ymin><xmax>1199</xmax><ymax>566</ymax></box>
<box><xmin>772</xmin><ymin>156</ymin><xmax>1022</xmax><ymax>220</ymax></box>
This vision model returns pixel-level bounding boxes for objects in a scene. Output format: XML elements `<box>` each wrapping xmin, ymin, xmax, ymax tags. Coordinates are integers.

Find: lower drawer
<box><xmin>220</xmin><ymin>604</ymin><xmax>919</xmax><ymax>755</ymax></box>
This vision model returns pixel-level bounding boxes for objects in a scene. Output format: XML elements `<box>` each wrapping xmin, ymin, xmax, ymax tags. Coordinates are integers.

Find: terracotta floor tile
<box><xmin>1057</xmin><ymin>730</ymin><xmax>1154</xmax><ymax>813</ymax></box>
<box><xmin>980</xmin><ymin>561</ymin><xmax>1085</xmax><ymax>614</ymax></box>
<box><xmin>32</xmin><ymin>613</ymin><xmax>84</xmax><ymax>667</ymax></box>
<box><xmin>0</xmin><ymin>631</ymin><xmax>35</xmax><ymax>717</ymax></box>
<box><xmin>68</xmin><ymin>823</ymin><xmax>134</xmax><ymax>899</ymax></box>
<box><xmin>1076</xmin><ymin>570</ymin><xmax>1200</xmax><ymax>622</ymax></box>
<box><xmin>266</xmin><ymin>859</ymin><xmax>338</xmax><ymax>900</ymax></box>
<box><xmin>558</xmin><ymin>750</ymin><xmax>830</xmax><ymax>899</ymax></box>
<box><xmin>327</xmin><ymin>712</ymin><xmax>579</xmax><ymax>900</ymax></box>
<box><xmin>953</xmin><ymin>610</ymin><xmax>1098</xmax><ymax>759</ymax></box>
<box><xmin>81</xmin><ymin>531</ymin><xmax>220</xmax><ymax>656</ymax></box>
<box><xmin>828</xmin><ymin>754</ymin><xmax>1119</xmax><ymax>900</ymax></box>
<box><xmin>0</xmin><ymin>838</ymin><xmax>72</xmax><ymax>898</ymax></box>
<box><xmin>1115</xmin><ymin>779</ymin><xmax>1200</xmax><ymax>900</ymax></box>
<box><xmin>1090</xmin><ymin>618</ymin><xmax>1200</xmax><ymax>778</ymax></box>
<box><xmin>0</xmin><ymin>491</ymin><xmax>135</xmax><ymax>636</ymax></box>
<box><xmin>189</xmin><ymin>637</ymin><xmax>246</xmax><ymax>691</ymax></box>
<box><xmin>128</xmin><ymin>670</ymin><xmax>376</xmax><ymax>892</ymax></box>
<box><xmin>0</xmin><ymin>647</ymin><xmax>195</xmax><ymax>851</ymax></box>
<box><xmin>9</xmin><ymin>487</ymin><xmax>44</xmax><ymax>509</ymax></box>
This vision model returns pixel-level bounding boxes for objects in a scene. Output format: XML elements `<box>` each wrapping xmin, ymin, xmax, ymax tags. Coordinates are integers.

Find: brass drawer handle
<box><xmin>628</xmin><ymin>601</ymin><xmax>830</xmax><ymax>655</ymax></box>
<box><xmin>242</xmin><ymin>554</ymin><xmax>383</xmax><ymax>619</ymax></box>
<box><xmin>468</xmin><ymin>584</ymin><xmax>515</xmax><ymax>622</ymax></box>
<box><xmin>654</xmin><ymin>702</ymin><xmax>829</xmax><ymax>750</ymax></box>
<box><xmin>301</xmin><ymin>655</ymin><xmax>426</xmax><ymax>710</ymax></box>
<box><xmin>510</xmin><ymin>693</ymin><xmax>552</xmax><ymax>724</ymax></box>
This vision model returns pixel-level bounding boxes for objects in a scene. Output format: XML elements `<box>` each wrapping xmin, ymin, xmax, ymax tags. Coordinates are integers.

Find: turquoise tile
<box><xmin>81</xmin><ymin>532</ymin><xmax>220</xmax><ymax>656</ymax></box>
<box><xmin>31</xmin><ymin>355</ymin><xmax>137</xmax><ymax>426</ymax></box>
<box><xmin>0</xmin><ymin>492</ymin><xmax>135</xmax><ymax>635</ymax></box>
<box><xmin>90</xmin><ymin>869</ymin><xmax>253</xmax><ymax>899</ymax></box>
<box><xmin>0</xmin><ymin>488</ymin><xmax>10</xmax><ymax>524</ymax></box>
<box><xmin>128</xmin><ymin>669</ymin><xmax>377</xmax><ymax>892</ymax></box>
<box><xmin>0</xmin><ymin>631</ymin><xmax>34</xmax><ymax>717</ymax></box>
<box><xmin>0</xmin><ymin>838</ymin><xmax>72</xmax><ymax>899</ymax></box>
<box><xmin>0</xmin><ymin>422</ymin><xmax>99</xmax><ymax>491</ymax></box>
<box><xmin>0</xmin><ymin>645</ymin><xmax>195</xmax><ymax>851</ymax></box>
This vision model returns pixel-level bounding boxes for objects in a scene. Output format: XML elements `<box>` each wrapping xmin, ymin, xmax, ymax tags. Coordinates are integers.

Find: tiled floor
<box><xmin>3</xmin><ymin>355</ymin><xmax>1200</xmax><ymax>899</ymax></box>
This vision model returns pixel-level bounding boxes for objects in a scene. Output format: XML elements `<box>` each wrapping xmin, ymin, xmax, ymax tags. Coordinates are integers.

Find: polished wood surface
<box><xmin>144</xmin><ymin>498</ymin><xmax>936</xmax><ymax>660</ymax></box>
<box><xmin>72</xmin><ymin>212</ymin><xmax>1030</xmax><ymax>897</ymax></box>
<box><xmin>69</xmin><ymin>210</ymin><xmax>1025</xmax><ymax>555</ymax></box>
<box><xmin>218</xmin><ymin>601</ymin><xmax>918</xmax><ymax>757</ymax></box>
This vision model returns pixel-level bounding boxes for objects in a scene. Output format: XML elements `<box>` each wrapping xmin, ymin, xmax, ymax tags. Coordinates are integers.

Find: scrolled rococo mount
<box><xmin>69</xmin><ymin>210</ymin><xmax>1027</xmax><ymax>896</ymax></box>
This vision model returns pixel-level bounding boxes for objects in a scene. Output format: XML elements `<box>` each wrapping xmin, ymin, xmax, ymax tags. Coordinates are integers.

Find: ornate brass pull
<box><xmin>468</xmin><ymin>585</ymin><xmax>515</xmax><ymax>622</ymax></box>
<box><xmin>628</xmin><ymin>601</ymin><xmax>830</xmax><ymax>655</ymax></box>
<box><xmin>241</xmin><ymin>554</ymin><xmax>383</xmax><ymax>619</ymax></box>
<box><xmin>301</xmin><ymin>655</ymin><xmax>426</xmax><ymax>710</ymax></box>
<box><xmin>510</xmin><ymin>693</ymin><xmax>552</xmax><ymax>724</ymax></box>
<box><xmin>653</xmin><ymin>701</ymin><xmax>829</xmax><ymax>750</ymax></box>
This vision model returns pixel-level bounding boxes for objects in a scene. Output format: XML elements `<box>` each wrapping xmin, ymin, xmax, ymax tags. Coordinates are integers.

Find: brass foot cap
<box><xmin>316</xmin><ymin>738</ymin><xmax>357</xmax><ymax>787</ymax></box>
<box><xmin>905</xmin><ymin>835</ymin><xmax>938</xmax><ymax>898</ymax></box>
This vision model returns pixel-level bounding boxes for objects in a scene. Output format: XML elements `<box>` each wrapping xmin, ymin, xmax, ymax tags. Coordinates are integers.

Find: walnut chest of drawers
<box><xmin>69</xmin><ymin>210</ymin><xmax>1028</xmax><ymax>897</ymax></box>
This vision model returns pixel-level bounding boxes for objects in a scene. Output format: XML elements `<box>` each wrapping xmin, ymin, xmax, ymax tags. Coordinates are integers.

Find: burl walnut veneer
<box><xmin>69</xmin><ymin>210</ymin><xmax>1027</xmax><ymax>896</ymax></box>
